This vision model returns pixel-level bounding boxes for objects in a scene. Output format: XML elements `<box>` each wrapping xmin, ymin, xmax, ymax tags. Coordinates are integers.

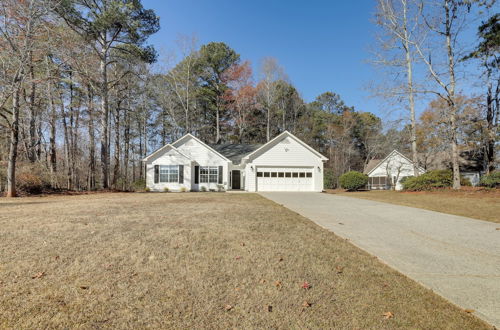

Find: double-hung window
<box><xmin>159</xmin><ymin>165</ymin><xmax>179</xmax><ymax>183</ymax></box>
<box><xmin>200</xmin><ymin>166</ymin><xmax>219</xmax><ymax>183</ymax></box>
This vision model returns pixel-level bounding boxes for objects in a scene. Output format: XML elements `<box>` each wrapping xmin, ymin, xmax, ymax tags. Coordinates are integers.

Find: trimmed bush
<box><xmin>402</xmin><ymin>170</ymin><xmax>471</xmax><ymax>191</ymax></box>
<box><xmin>163</xmin><ymin>187</ymin><xmax>169</xmax><ymax>192</ymax></box>
<box><xmin>480</xmin><ymin>171</ymin><xmax>500</xmax><ymax>188</ymax></box>
<box><xmin>323</xmin><ymin>168</ymin><xmax>336</xmax><ymax>189</ymax></box>
<box><xmin>339</xmin><ymin>171</ymin><xmax>368</xmax><ymax>191</ymax></box>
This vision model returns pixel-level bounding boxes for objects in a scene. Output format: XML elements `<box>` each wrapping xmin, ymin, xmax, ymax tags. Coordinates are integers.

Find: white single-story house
<box><xmin>142</xmin><ymin>131</ymin><xmax>328</xmax><ymax>192</ymax></box>
<box><xmin>364</xmin><ymin>150</ymin><xmax>425</xmax><ymax>191</ymax></box>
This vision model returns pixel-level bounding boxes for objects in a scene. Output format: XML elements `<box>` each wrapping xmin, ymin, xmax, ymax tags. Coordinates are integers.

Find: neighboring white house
<box><xmin>364</xmin><ymin>150</ymin><xmax>425</xmax><ymax>191</ymax></box>
<box><xmin>143</xmin><ymin>131</ymin><xmax>328</xmax><ymax>192</ymax></box>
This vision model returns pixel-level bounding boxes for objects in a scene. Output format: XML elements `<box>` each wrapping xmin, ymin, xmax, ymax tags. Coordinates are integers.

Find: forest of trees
<box><xmin>0</xmin><ymin>0</ymin><xmax>498</xmax><ymax>196</ymax></box>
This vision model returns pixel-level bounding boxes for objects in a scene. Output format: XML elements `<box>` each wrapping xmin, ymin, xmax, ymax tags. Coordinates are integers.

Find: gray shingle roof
<box><xmin>363</xmin><ymin>159</ymin><xmax>382</xmax><ymax>174</ymax></box>
<box><xmin>209</xmin><ymin>143</ymin><xmax>262</xmax><ymax>165</ymax></box>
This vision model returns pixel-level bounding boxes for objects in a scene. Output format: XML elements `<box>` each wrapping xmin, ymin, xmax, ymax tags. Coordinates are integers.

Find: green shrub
<box><xmin>180</xmin><ymin>187</ymin><xmax>187</xmax><ymax>192</ymax></box>
<box><xmin>339</xmin><ymin>171</ymin><xmax>368</xmax><ymax>191</ymax></box>
<box><xmin>200</xmin><ymin>186</ymin><xmax>207</xmax><ymax>192</ymax></box>
<box><xmin>163</xmin><ymin>187</ymin><xmax>169</xmax><ymax>192</ymax></box>
<box><xmin>324</xmin><ymin>168</ymin><xmax>336</xmax><ymax>189</ymax></box>
<box><xmin>480</xmin><ymin>171</ymin><xmax>500</xmax><ymax>188</ymax></box>
<box><xmin>402</xmin><ymin>170</ymin><xmax>471</xmax><ymax>191</ymax></box>
<box><xmin>144</xmin><ymin>187</ymin><xmax>151</xmax><ymax>192</ymax></box>
<box><xmin>399</xmin><ymin>176</ymin><xmax>414</xmax><ymax>186</ymax></box>
<box><xmin>132</xmin><ymin>179</ymin><xmax>146</xmax><ymax>191</ymax></box>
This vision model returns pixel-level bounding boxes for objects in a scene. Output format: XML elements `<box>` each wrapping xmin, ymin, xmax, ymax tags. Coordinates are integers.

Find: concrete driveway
<box><xmin>260</xmin><ymin>192</ymin><xmax>500</xmax><ymax>327</ymax></box>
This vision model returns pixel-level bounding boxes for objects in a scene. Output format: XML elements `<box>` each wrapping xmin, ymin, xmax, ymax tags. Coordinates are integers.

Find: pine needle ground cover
<box><xmin>0</xmin><ymin>193</ymin><xmax>490</xmax><ymax>329</ymax></box>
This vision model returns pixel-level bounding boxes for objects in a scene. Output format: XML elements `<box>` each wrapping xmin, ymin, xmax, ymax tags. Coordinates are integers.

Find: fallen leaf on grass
<box><xmin>259</xmin><ymin>279</ymin><xmax>266</xmax><ymax>284</ymax></box>
<box><xmin>496</xmin><ymin>228</ymin><xmax>500</xmax><ymax>231</ymax></box>
<box><xmin>224</xmin><ymin>304</ymin><xmax>233</xmax><ymax>311</ymax></box>
<box><xmin>267</xmin><ymin>305</ymin><xmax>273</xmax><ymax>312</ymax></box>
<box><xmin>278</xmin><ymin>257</ymin><xmax>284</xmax><ymax>262</ymax></box>
<box><xmin>382</xmin><ymin>311</ymin><xmax>394</xmax><ymax>319</ymax></box>
<box><xmin>235</xmin><ymin>256</ymin><xmax>242</xmax><ymax>260</ymax></box>
<box><xmin>302</xmin><ymin>301</ymin><xmax>312</xmax><ymax>307</ymax></box>
<box><xmin>464</xmin><ymin>309</ymin><xmax>475</xmax><ymax>313</ymax></box>
<box><xmin>79</xmin><ymin>286</ymin><xmax>89</xmax><ymax>290</ymax></box>
<box><xmin>275</xmin><ymin>280</ymin><xmax>282</xmax><ymax>288</ymax></box>
<box><xmin>336</xmin><ymin>266</ymin><xmax>344</xmax><ymax>274</ymax></box>
<box><xmin>338</xmin><ymin>222</ymin><xmax>344</xmax><ymax>225</ymax></box>
<box><xmin>301</xmin><ymin>281</ymin><xmax>311</xmax><ymax>289</ymax></box>
<box><xmin>240</xmin><ymin>242</ymin><xmax>245</xmax><ymax>246</ymax></box>
<box><xmin>32</xmin><ymin>272</ymin><xmax>45</xmax><ymax>279</ymax></box>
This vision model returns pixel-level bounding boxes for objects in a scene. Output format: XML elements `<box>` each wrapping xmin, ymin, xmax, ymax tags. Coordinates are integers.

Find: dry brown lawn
<box><xmin>0</xmin><ymin>192</ymin><xmax>492</xmax><ymax>329</ymax></box>
<box><xmin>330</xmin><ymin>189</ymin><xmax>500</xmax><ymax>224</ymax></box>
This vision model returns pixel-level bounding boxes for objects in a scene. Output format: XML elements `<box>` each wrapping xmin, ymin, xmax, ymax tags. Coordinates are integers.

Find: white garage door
<box><xmin>256</xmin><ymin>167</ymin><xmax>314</xmax><ymax>191</ymax></box>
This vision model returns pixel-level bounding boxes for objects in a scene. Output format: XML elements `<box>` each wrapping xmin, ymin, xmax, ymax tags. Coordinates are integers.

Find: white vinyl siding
<box><xmin>175</xmin><ymin>138</ymin><xmax>229</xmax><ymax>191</ymax></box>
<box><xmin>368</xmin><ymin>151</ymin><xmax>423</xmax><ymax>191</ymax></box>
<box><xmin>145</xmin><ymin>132</ymin><xmax>326</xmax><ymax>192</ymax></box>
<box><xmin>246</xmin><ymin>136</ymin><xmax>324</xmax><ymax>192</ymax></box>
<box><xmin>145</xmin><ymin>147</ymin><xmax>191</xmax><ymax>192</ymax></box>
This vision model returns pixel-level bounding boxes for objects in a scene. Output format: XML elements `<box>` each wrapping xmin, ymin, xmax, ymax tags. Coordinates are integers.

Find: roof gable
<box><xmin>142</xmin><ymin>144</ymin><xmax>192</xmax><ymax>162</ymax></box>
<box><xmin>242</xmin><ymin>131</ymin><xmax>328</xmax><ymax>162</ymax></box>
<box><xmin>171</xmin><ymin>133</ymin><xmax>231</xmax><ymax>162</ymax></box>
<box><xmin>366</xmin><ymin>150</ymin><xmax>425</xmax><ymax>176</ymax></box>
<box><xmin>363</xmin><ymin>159</ymin><xmax>382</xmax><ymax>174</ymax></box>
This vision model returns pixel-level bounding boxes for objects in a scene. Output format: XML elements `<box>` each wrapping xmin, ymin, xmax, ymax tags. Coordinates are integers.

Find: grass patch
<box><xmin>330</xmin><ymin>188</ymin><xmax>500</xmax><ymax>224</ymax></box>
<box><xmin>0</xmin><ymin>193</ymin><xmax>491</xmax><ymax>328</ymax></box>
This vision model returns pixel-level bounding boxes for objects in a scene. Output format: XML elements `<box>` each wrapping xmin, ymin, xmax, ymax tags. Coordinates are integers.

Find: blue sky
<box><xmin>141</xmin><ymin>0</ymin><xmax>488</xmax><ymax>120</ymax></box>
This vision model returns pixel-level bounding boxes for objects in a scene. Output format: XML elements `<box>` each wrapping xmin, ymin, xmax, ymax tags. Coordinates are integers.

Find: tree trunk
<box><xmin>100</xmin><ymin>53</ymin><xmax>109</xmax><ymax>189</ymax></box>
<box><xmin>215</xmin><ymin>100</ymin><xmax>220</xmax><ymax>144</ymax></box>
<box><xmin>7</xmin><ymin>86</ymin><xmax>21</xmax><ymax>197</ymax></box>
<box><xmin>112</xmin><ymin>105</ymin><xmax>121</xmax><ymax>188</ymax></box>
<box><xmin>485</xmin><ymin>67</ymin><xmax>498</xmax><ymax>174</ymax></box>
<box><xmin>28</xmin><ymin>58</ymin><xmax>37</xmax><ymax>163</ymax></box>
<box><xmin>266</xmin><ymin>106</ymin><xmax>271</xmax><ymax>142</ymax></box>
<box><xmin>402</xmin><ymin>0</ymin><xmax>419</xmax><ymax>177</ymax></box>
<box><xmin>142</xmin><ymin>113</ymin><xmax>147</xmax><ymax>180</ymax></box>
<box><xmin>46</xmin><ymin>57</ymin><xmax>57</xmax><ymax>181</ymax></box>
<box><xmin>72</xmin><ymin>98</ymin><xmax>81</xmax><ymax>190</ymax></box>
<box><xmin>445</xmin><ymin>0</ymin><xmax>460</xmax><ymax>189</ymax></box>
<box><xmin>61</xmin><ymin>92</ymin><xmax>72</xmax><ymax>190</ymax></box>
<box><xmin>123</xmin><ymin>108</ymin><xmax>130</xmax><ymax>191</ymax></box>
<box><xmin>87</xmin><ymin>86</ymin><xmax>96</xmax><ymax>190</ymax></box>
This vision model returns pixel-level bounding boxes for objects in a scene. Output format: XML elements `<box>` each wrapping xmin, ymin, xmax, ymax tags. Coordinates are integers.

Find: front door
<box><xmin>231</xmin><ymin>170</ymin><xmax>241</xmax><ymax>189</ymax></box>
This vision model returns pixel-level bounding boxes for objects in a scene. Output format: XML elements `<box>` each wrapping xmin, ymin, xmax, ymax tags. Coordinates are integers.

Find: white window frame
<box><xmin>199</xmin><ymin>166</ymin><xmax>218</xmax><ymax>183</ymax></box>
<box><xmin>159</xmin><ymin>165</ymin><xmax>179</xmax><ymax>183</ymax></box>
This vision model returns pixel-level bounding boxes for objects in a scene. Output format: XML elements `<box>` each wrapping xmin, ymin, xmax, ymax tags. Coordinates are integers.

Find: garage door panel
<box><xmin>256</xmin><ymin>167</ymin><xmax>313</xmax><ymax>192</ymax></box>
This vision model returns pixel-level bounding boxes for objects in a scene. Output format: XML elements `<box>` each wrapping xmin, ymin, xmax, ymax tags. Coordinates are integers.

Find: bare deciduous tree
<box><xmin>374</xmin><ymin>0</ymin><xmax>421</xmax><ymax>176</ymax></box>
